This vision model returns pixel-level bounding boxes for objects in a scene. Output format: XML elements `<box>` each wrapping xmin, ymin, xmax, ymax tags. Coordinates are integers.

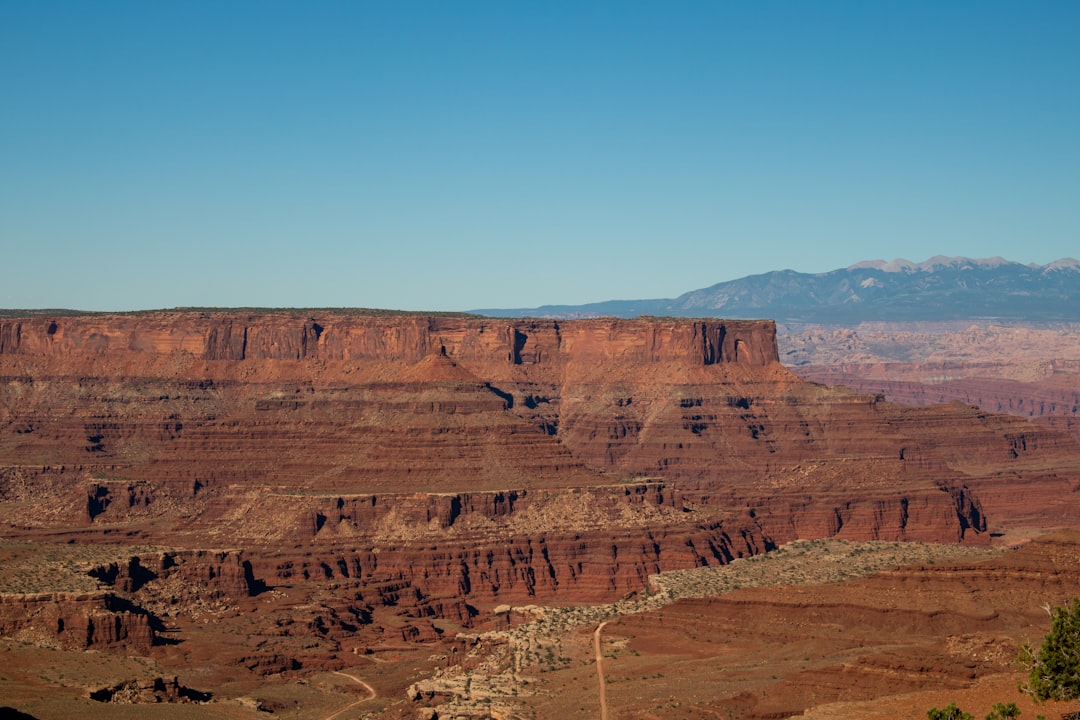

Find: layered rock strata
<box><xmin>0</xmin><ymin>591</ymin><xmax>155</xmax><ymax>652</ymax></box>
<box><xmin>2</xmin><ymin>311</ymin><xmax>1079</xmax><ymax>651</ymax></box>
<box><xmin>781</xmin><ymin>321</ymin><xmax>1080</xmax><ymax>442</ymax></box>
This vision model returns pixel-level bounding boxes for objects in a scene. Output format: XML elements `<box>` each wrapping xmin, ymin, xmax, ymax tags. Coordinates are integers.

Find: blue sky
<box><xmin>2</xmin><ymin>1</ymin><xmax>1077</xmax><ymax>312</ymax></box>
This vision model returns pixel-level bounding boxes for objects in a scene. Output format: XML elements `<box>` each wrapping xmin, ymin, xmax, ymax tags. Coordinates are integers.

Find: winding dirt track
<box><xmin>322</xmin><ymin>670</ymin><xmax>377</xmax><ymax>720</ymax></box>
<box><xmin>594</xmin><ymin>621</ymin><xmax>610</xmax><ymax>720</ymax></box>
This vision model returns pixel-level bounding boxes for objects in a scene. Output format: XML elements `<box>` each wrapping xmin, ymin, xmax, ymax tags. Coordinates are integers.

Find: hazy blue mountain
<box><xmin>471</xmin><ymin>256</ymin><xmax>1080</xmax><ymax>322</ymax></box>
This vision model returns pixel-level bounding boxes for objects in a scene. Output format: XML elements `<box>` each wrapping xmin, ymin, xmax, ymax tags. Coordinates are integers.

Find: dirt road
<box><xmin>322</xmin><ymin>670</ymin><xmax>377</xmax><ymax>720</ymax></box>
<box><xmin>594</xmin><ymin>621</ymin><xmax>610</xmax><ymax>720</ymax></box>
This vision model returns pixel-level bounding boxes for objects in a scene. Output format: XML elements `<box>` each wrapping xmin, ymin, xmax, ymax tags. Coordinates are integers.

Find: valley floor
<box><xmin>4</xmin><ymin>529</ymin><xmax>1080</xmax><ymax>720</ymax></box>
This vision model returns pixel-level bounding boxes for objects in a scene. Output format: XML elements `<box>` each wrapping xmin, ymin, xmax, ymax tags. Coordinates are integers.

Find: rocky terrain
<box><xmin>784</xmin><ymin>321</ymin><xmax>1080</xmax><ymax>443</ymax></box>
<box><xmin>1</xmin><ymin>310</ymin><xmax>1079</xmax><ymax>718</ymax></box>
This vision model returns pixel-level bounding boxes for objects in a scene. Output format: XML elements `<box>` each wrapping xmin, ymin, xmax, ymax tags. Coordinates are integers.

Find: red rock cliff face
<box><xmin>0</xmin><ymin>591</ymin><xmax>155</xmax><ymax>652</ymax></box>
<box><xmin>0</xmin><ymin>314</ymin><xmax>778</xmax><ymax>367</ymax></box>
<box><xmin>1</xmin><ymin>311</ymin><xmax>1078</xmax><ymax>619</ymax></box>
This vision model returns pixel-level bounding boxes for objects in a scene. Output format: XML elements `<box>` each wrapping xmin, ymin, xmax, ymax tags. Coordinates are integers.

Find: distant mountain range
<box><xmin>472</xmin><ymin>256</ymin><xmax>1080</xmax><ymax>323</ymax></box>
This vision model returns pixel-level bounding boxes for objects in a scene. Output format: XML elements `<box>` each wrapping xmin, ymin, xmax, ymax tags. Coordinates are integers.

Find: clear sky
<box><xmin>2</xmin><ymin>1</ymin><xmax>1078</xmax><ymax>312</ymax></box>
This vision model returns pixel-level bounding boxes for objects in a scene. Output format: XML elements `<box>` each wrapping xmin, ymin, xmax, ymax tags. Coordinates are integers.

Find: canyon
<box><xmin>784</xmin><ymin>321</ymin><xmax>1080</xmax><ymax>444</ymax></box>
<box><xmin>2</xmin><ymin>310</ymin><xmax>1080</xmax><ymax>719</ymax></box>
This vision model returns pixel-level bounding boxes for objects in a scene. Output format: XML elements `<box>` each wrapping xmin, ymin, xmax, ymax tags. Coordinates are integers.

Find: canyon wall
<box><xmin>2</xmin><ymin>311</ymin><xmax>1079</xmax><ymax>653</ymax></box>
<box><xmin>0</xmin><ymin>313</ymin><xmax>778</xmax><ymax>368</ymax></box>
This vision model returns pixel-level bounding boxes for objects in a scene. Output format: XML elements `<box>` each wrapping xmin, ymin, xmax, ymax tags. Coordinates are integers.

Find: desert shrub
<box><xmin>928</xmin><ymin>703</ymin><xmax>973</xmax><ymax>720</ymax></box>
<box><xmin>984</xmin><ymin>701</ymin><xmax>1020</xmax><ymax>720</ymax></box>
<box><xmin>1019</xmin><ymin>598</ymin><xmax>1080</xmax><ymax>705</ymax></box>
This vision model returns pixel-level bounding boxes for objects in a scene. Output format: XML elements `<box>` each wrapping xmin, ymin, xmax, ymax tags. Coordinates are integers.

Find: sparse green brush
<box><xmin>1019</xmin><ymin>598</ymin><xmax>1080</xmax><ymax>708</ymax></box>
<box><xmin>927</xmin><ymin>702</ymin><xmax>974</xmax><ymax>720</ymax></box>
<box><xmin>984</xmin><ymin>701</ymin><xmax>1021</xmax><ymax>720</ymax></box>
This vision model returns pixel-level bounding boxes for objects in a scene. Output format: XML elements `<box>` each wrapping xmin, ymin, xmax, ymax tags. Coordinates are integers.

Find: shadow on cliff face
<box><xmin>87</xmin><ymin>556</ymin><xmax>158</xmax><ymax>592</ymax></box>
<box><xmin>104</xmin><ymin>595</ymin><xmax>182</xmax><ymax>647</ymax></box>
<box><xmin>0</xmin><ymin>709</ymin><xmax>41</xmax><ymax>719</ymax></box>
<box><xmin>244</xmin><ymin>559</ymin><xmax>268</xmax><ymax>595</ymax></box>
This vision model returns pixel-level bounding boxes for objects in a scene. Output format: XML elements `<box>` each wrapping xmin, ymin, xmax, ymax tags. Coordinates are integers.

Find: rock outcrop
<box><xmin>87</xmin><ymin>549</ymin><xmax>256</xmax><ymax>598</ymax></box>
<box><xmin>89</xmin><ymin>675</ymin><xmax>210</xmax><ymax>703</ymax></box>
<box><xmin>0</xmin><ymin>591</ymin><xmax>155</xmax><ymax>652</ymax></box>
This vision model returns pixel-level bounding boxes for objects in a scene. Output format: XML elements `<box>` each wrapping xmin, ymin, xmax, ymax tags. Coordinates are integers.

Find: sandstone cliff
<box><xmin>0</xmin><ymin>313</ymin><xmax>778</xmax><ymax>367</ymax></box>
<box><xmin>0</xmin><ymin>591</ymin><xmax>155</xmax><ymax>652</ymax></box>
